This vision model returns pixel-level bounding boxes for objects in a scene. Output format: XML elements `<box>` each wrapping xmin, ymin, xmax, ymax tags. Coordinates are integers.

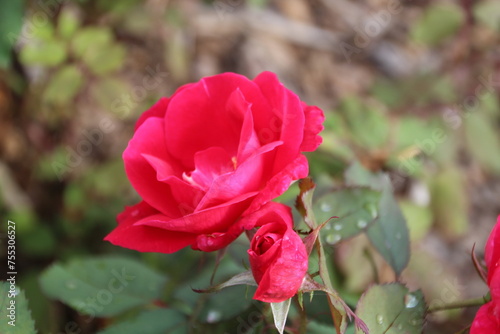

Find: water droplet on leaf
<box><xmin>365</xmin><ymin>202</ymin><xmax>378</xmax><ymax>218</ymax></box>
<box><xmin>376</xmin><ymin>314</ymin><xmax>384</xmax><ymax>325</ymax></box>
<box><xmin>320</xmin><ymin>203</ymin><xmax>332</xmax><ymax>212</ymax></box>
<box><xmin>206</xmin><ymin>310</ymin><xmax>221</xmax><ymax>323</ymax></box>
<box><xmin>395</xmin><ymin>232</ymin><xmax>402</xmax><ymax>240</ymax></box>
<box><xmin>325</xmin><ymin>234</ymin><xmax>341</xmax><ymax>245</ymax></box>
<box><xmin>333</xmin><ymin>223</ymin><xmax>343</xmax><ymax>231</ymax></box>
<box><xmin>405</xmin><ymin>293</ymin><xmax>418</xmax><ymax>308</ymax></box>
<box><xmin>66</xmin><ymin>281</ymin><xmax>77</xmax><ymax>290</ymax></box>
<box><xmin>357</xmin><ymin>220</ymin><xmax>367</xmax><ymax>229</ymax></box>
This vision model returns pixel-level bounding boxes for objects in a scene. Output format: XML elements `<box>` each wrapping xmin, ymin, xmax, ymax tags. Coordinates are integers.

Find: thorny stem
<box><xmin>427</xmin><ymin>295</ymin><xmax>491</xmax><ymax>313</ymax></box>
<box><xmin>471</xmin><ymin>243</ymin><xmax>488</xmax><ymax>284</ymax></box>
<box><xmin>316</xmin><ymin>235</ymin><xmax>343</xmax><ymax>331</ymax></box>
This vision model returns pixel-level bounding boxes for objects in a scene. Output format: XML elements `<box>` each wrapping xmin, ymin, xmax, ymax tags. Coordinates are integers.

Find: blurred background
<box><xmin>1</xmin><ymin>0</ymin><xmax>500</xmax><ymax>333</ymax></box>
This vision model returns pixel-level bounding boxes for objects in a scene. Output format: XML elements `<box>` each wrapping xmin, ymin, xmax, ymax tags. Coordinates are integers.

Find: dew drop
<box><xmin>206</xmin><ymin>310</ymin><xmax>222</xmax><ymax>323</ymax></box>
<box><xmin>395</xmin><ymin>232</ymin><xmax>402</xmax><ymax>240</ymax></box>
<box><xmin>397</xmin><ymin>324</ymin><xmax>403</xmax><ymax>330</ymax></box>
<box><xmin>410</xmin><ymin>319</ymin><xmax>419</xmax><ymax>326</ymax></box>
<box><xmin>326</xmin><ymin>234</ymin><xmax>341</xmax><ymax>245</ymax></box>
<box><xmin>320</xmin><ymin>203</ymin><xmax>332</xmax><ymax>212</ymax></box>
<box><xmin>376</xmin><ymin>314</ymin><xmax>384</xmax><ymax>325</ymax></box>
<box><xmin>324</xmin><ymin>222</ymin><xmax>332</xmax><ymax>230</ymax></box>
<box><xmin>333</xmin><ymin>223</ymin><xmax>343</xmax><ymax>231</ymax></box>
<box><xmin>357</xmin><ymin>220</ymin><xmax>368</xmax><ymax>229</ymax></box>
<box><xmin>65</xmin><ymin>281</ymin><xmax>77</xmax><ymax>290</ymax></box>
<box><xmin>365</xmin><ymin>203</ymin><xmax>378</xmax><ymax>218</ymax></box>
<box><xmin>405</xmin><ymin>294</ymin><xmax>418</xmax><ymax>308</ymax></box>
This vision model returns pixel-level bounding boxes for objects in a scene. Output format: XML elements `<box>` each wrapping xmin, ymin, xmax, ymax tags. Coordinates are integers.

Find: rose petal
<box><xmin>489</xmin><ymin>264</ymin><xmax>500</xmax><ymax>303</ymax></box>
<box><xmin>470</xmin><ymin>302</ymin><xmax>500</xmax><ymax>334</ymax></box>
<box><xmin>124</xmin><ymin>117</ymin><xmax>189</xmax><ymax>217</ymax></box>
<box><xmin>245</xmin><ymin>203</ymin><xmax>308</xmax><ymax>303</ymax></box>
<box><xmin>134</xmin><ymin>97</ymin><xmax>169</xmax><ymax>131</ymax></box>
<box><xmin>237</xmin><ymin>105</ymin><xmax>261</xmax><ymax>163</ymax></box>
<box><xmin>245</xmin><ymin>154</ymin><xmax>309</xmax><ymax>215</ymax></box>
<box><xmin>104</xmin><ymin>201</ymin><xmax>197</xmax><ymax>253</ymax></box>
<box><xmin>165</xmin><ymin>73</ymin><xmax>270</xmax><ymax>168</ymax></box>
<box><xmin>240</xmin><ymin>202</ymin><xmax>294</xmax><ymax>228</ymax></box>
<box><xmin>196</xmin><ymin>141</ymin><xmax>282</xmax><ymax>211</ymax></box>
<box><xmin>251</xmin><ymin>226</ymin><xmax>308</xmax><ymax>303</ymax></box>
<box><xmin>253</xmin><ymin>71</ymin><xmax>305</xmax><ymax>174</ymax></box>
<box><xmin>300</xmin><ymin>104</ymin><xmax>325</xmax><ymax>152</ymax></box>
<box><xmin>136</xmin><ymin>191</ymin><xmax>257</xmax><ymax>234</ymax></box>
<box><xmin>194</xmin><ymin>212</ymin><xmax>262</xmax><ymax>252</ymax></box>
<box><xmin>187</xmin><ymin>147</ymin><xmax>234</xmax><ymax>191</ymax></box>
<box><xmin>486</xmin><ymin>216</ymin><xmax>500</xmax><ymax>284</ymax></box>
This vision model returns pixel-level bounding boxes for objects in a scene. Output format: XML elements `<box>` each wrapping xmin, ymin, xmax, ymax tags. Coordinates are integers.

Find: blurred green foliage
<box><xmin>1</xmin><ymin>0</ymin><xmax>500</xmax><ymax>333</ymax></box>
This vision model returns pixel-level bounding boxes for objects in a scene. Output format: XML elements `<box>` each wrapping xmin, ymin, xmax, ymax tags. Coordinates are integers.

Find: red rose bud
<box><xmin>471</xmin><ymin>215</ymin><xmax>500</xmax><ymax>333</ymax></box>
<box><xmin>247</xmin><ymin>203</ymin><xmax>308</xmax><ymax>303</ymax></box>
<box><xmin>105</xmin><ymin>72</ymin><xmax>324</xmax><ymax>254</ymax></box>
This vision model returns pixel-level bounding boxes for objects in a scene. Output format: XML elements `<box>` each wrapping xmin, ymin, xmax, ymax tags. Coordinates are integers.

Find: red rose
<box><xmin>247</xmin><ymin>202</ymin><xmax>308</xmax><ymax>303</ymax></box>
<box><xmin>471</xmin><ymin>216</ymin><xmax>500</xmax><ymax>333</ymax></box>
<box><xmin>105</xmin><ymin>72</ymin><xmax>324</xmax><ymax>254</ymax></box>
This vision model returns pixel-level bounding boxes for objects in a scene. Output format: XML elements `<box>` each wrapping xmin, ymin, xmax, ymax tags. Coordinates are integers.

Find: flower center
<box><xmin>256</xmin><ymin>232</ymin><xmax>281</xmax><ymax>254</ymax></box>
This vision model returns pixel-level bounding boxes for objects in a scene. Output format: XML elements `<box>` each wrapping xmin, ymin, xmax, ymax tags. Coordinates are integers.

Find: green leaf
<box><xmin>366</xmin><ymin>181</ymin><xmax>410</xmax><ymax>276</ymax></box>
<box><xmin>430</xmin><ymin>168</ymin><xmax>468</xmax><ymax>239</ymax></box>
<box><xmin>176</xmin><ymin>259</ymin><xmax>254</xmax><ymax>322</ymax></box>
<box><xmin>271</xmin><ymin>299</ymin><xmax>291</xmax><ymax>334</ymax></box>
<box><xmin>411</xmin><ymin>3</ymin><xmax>465</xmax><ymax>45</ymax></box>
<box><xmin>19</xmin><ymin>40</ymin><xmax>67</xmax><ymax>66</ymax></box>
<box><xmin>307</xmin><ymin>320</ymin><xmax>339</xmax><ymax>334</ymax></box>
<box><xmin>0</xmin><ymin>0</ymin><xmax>24</xmax><ymax>67</ymax></box>
<box><xmin>193</xmin><ymin>270</ymin><xmax>256</xmax><ymax>294</ymax></box>
<box><xmin>344</xmin><ymin>161</ymin><xmax>385</xmax><ymax>190</ymax></box>
<box><xmin>337</xmin><ymin>97</ymin><xmax>390</xmax><ymax>150</ymax></box>
<box><xmin>71</xmin><ymin>27</ymin><xmax>114</xmax><ymax>58</ymax></box>
<box><xmin>58</xmin><ymin>8</ymin><xmax>81</xmax><ymax>39</ymax></box>
<box><xmin>198</xmin><ymin>285</ymin><xmax>254</xmax><ymax>323</ymax></box>
<box><xmin>90</xmin><ymin>77</ymin><xmax>130</xmax><ymax>110</ymax></box>
<box><xmin>394</xmin><ymin>117</ymin><xmax>435</xmax><ymax>152</ymax></box>
<box><xmin>399</xmin><ymin>200</ymin><xmax>433</xmax><ymax>241</ymax></box>
<box><xmin>345</xmin><ymin>162</ymin><xmax>410</xmax><ymax>276</ymax></box>
<box><xmin>39</xmin><ymin>256</ymin><xmax>167</xmax><ymax>317</ymax></box>
<box><xmin>315</xmin><ymin>187</ymin><xmax>381</xmax><ymax>245</ymax></box>
<box><xmin>0</xmin><ymin>282</ymin><xmax>37</xmax><ymax>334</ymax></box>
<box><xmin>43</xmin><ymin>65</ymin><xmax>83</xmax><ymax>105</ymax></box>
<box><xmin>70</xmin><ymin>26</ymin><xmax>125</xmax><ymax>74</ymax></box>
<box><xmin>82</xmin><ymin>43</ymin><xmax>126</xmax><ymax>75</ymax></box>
<box><xmin>98</xmin><ymin>309</ymin><xmax>186</xmax><ymax>334</ymax></box>
<box><xmin>26</xmin><ymin>21</ymin><xmax>56</xmax><ymax>42</ymax></box>
<box><xmin>355</xmin><ymin>284</ymin><xmax>425</xmax><ymax>334</ymax></box>
<box><xmin>473</xmin><ymin>0</ymin><xmax>500</xmax><ymax>31</ymax></box>
<box><xmin>301</xmin><ymin>276</ymin><xmax>368</xmax><ymax>333</ymax></box>
<box><xmin>19</xmin><ymin>224</ymin><xmax>56</xmax><ymax>258</ymax></box>
<box><xmin>464</xmin><ymin>113</ymin><xmax>500</xmax><ymax>174</ymax></box>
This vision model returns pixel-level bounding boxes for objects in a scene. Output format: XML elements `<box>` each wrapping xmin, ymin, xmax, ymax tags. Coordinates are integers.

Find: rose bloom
<box><xmin>105</xmin><ymin>72</ymin><xmax>324</xmax><ymax>253</ymax></box>
<box><xmin>471</xmin><ymin>215</ymin><xmax>500</xmax><ymax>333</ymax></box>
<box><xmin>246</xmin><ymin>202</ymin><xmax>308</xmax><ymax>303</ymax></box>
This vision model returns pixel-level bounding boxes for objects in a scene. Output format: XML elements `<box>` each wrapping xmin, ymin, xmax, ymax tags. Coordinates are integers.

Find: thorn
<box><xmin>471</xmin><ymin>243</ymin><xmax>488</xmax><ymax>284</ymax></box>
